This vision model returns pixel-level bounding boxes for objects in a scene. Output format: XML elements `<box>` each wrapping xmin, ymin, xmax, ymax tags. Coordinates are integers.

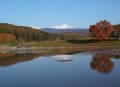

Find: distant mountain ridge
<box><xmin>42</xmin><ymin>28</ymin><xmax>90</xmax><ymax>37</ymax></box>
<box><xmin>42</xmin><ymin>28</ymin><xmax>88</xmax><ymax>33</ymax></box>
<box><xmin>52</xmin><ymin>24</ymin><xmax>73</xmax><ymax>29</ymax></box>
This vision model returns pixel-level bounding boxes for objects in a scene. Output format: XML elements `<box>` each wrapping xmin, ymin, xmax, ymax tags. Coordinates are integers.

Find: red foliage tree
<box><xmin>89</xmin><ymin>20</ymin><xmax>113</xmax><ymax>40</ymax></box>
<box><xmin>0</xmin><ymin>33</ymin><xmax>16</xmax><ymax>43</ymax></box>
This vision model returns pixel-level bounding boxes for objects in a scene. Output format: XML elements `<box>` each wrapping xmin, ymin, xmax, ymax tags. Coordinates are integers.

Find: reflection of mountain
<box><xmin>0</xmin><ymin>53</ymin><xmax>41</xmax><ymax>67</ymax></box>
<box><xmin>52</xmin><ymin>55</ymin><xmax>73</xmax><ymax>62</ymax></box>
<box><xmin>90</xmin><ymin>54</ymin><xmax>114</xmax><ymax>74</ymax></box>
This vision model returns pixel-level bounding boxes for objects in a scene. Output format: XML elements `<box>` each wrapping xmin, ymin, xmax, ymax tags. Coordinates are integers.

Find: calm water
<box><xmin>0</xmin><ymin>52</ymin><xmax>120</xmax><ymax>87</ymax></box>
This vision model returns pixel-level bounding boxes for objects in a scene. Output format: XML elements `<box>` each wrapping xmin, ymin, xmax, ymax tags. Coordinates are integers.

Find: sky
<box><xmin>0</xmin><ymin>0</ymin><xmax>120</xmax><ymax>28</ymax></box>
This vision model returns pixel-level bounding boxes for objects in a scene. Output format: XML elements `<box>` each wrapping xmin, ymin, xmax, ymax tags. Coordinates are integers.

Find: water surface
<box><xmin>0</xmin><ymin>52</ymin><xmax>120</xmax><ymax>87</ymax></box>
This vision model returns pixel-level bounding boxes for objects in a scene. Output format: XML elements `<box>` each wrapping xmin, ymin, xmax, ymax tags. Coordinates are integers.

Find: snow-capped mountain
<box><xmin>30</xmin><ymin>24</ymin><xmax>89</xmax><ymax>37</ymax></box>
<box><xmin>31</xmin><ymin>26</ymin><xmax>42</xmax><ymax>29</ymax></box>
<box><xmin>31</xmin><ymin>24</ymin><xmax>73</xmax><ymax>29</ymax></box>
<box><xmin>52</xmin><ymin>24</ymin><xmax>73</xmax><ymax>29</ymax></box>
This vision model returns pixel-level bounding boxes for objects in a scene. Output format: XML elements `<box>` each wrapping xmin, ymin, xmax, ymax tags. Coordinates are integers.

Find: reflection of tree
<box><xmin>0</xmin><ymin>53</ymin><xmax>41</xmax><ymax>67</ymax></box>
<box><xmin>90</xmin><ymin>54</ymin><xmax>114</xmax><ymax>74</ymax></box>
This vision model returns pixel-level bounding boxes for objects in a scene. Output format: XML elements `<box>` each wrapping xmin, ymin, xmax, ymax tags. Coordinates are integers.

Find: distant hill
<box><xmin>0</xmin><ymin>23</ymin><xmax>58</xmax><ymax>42</ymax></box>
<box><xmin>42</xmin><ymin>28</ymin><xmax>86</xmax><ymax>33</ymax></box>
<box><xmin>42</xmin><ymin>28</ymin><xmax>90</xmax><ymax>38</ymax></box>
<box><xmin>0</xmin><ymin>23</ymin><xmax>90</xmax><ymax>43</ymax></box>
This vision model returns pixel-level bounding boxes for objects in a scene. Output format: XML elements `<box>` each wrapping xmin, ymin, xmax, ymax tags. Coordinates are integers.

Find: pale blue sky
<box><xmin>0</xmin><ymin>0</ymin><xmax>120</xmax><ymax>28</ymax></box>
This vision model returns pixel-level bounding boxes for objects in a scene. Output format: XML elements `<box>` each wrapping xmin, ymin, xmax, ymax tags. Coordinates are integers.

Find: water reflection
<box><xmin>52</xmin><ymin>55</ymin><xmax>73</xmax><ymax>62</ymax></box>
<box><xmin>0</xmin><ymin>53</ymin><xmax>74</xmax><ymax>67</ymax></box>
<box><xmin>0</xmin><ymin>53</ymin><xmax>41</xmax><ymax>67</ymax></box>
<box><xmin>0</xmin><ymin>50</ymin><xmax>120</xmax><ymax>87</ymax></box>
<box><xmin>90</xmin><ymin>53</ymin><xmax>114</xmax><ymax>74</ymax></box>
<box><xmin>0</xmin><ymin>51</ymin><xmax>119</xmax><ymax>69</ymax></box>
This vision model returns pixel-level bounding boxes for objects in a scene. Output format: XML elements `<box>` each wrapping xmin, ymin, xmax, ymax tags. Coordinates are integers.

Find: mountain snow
<box><xmin>31</xmin><ymin>24</ymin><xmax>73</xmax><ymax>29</ymax></box>
<box><xmin>31</xmin><ymin>26</ymin><xmax>42</xmax><ymax>29</ymax></box>
<box><xmin>52</xmin><ymin>24</ymin><xmax>73</xmax><ymax>29</ymax></box>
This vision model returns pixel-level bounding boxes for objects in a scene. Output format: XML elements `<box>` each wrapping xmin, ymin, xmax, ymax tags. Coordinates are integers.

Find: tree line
<box><xmin>0</xmin><ymin>21</ymin><xmax>119</xmax><ymax>44</ymax></box>
<box><xmin>0</xmin><ymin>23</ymin><xmax>58</xmax><ymax>43</ymax></box>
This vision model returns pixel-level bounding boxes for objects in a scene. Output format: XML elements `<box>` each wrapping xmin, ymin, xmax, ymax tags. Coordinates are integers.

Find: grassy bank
<box><xmin>0</xmin><ymin>39</ymin><xmax>120</xmax><ymax>47</ymax></box>
<box><xmin>23</xmin><ymin>39</ymin><xmax>120</xmax><ymax>47</ymax></box>
<box><xmin>0</xmin><ymin>39</ymin><xmax>120</xmax><ymax>53</ymax></box>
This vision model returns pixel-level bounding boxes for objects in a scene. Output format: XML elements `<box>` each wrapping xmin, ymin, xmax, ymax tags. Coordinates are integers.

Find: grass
<box><xmin>6</xmin><ymin>41</ymin><xmax>21</xmax><ymax>46</ymax></box>
<box><xmin>66</xmin><ymin>39</ymin><xmax>93</xmax><ymax>44</ymax></box>
<box><xmin>0</xmin><ymin>39</ymin><xmax>120</xmax><ymax>47</ymax></box>
<box><xmin>0</xmin><ymin>41</ymin><xmax>23</xmax><ymax>47</ymax></box>
<box><xmin>0</xmin><ymin>39</ymin><xmax>120</xmax><ymax>54</ymax></box>
<box><xmin>107</xmin><ymin>40</ymin><xmax>120</xmax><ymax>46</ymax></box>
<box><xmin>26</xmin><ymin>40</ymin><xmax>78</xmax><ymax>47</ymax></box>
<box><xmin>83</xmin><ymin>40</ymin><xmax>120</xmax><ymax>46</ymax></box>
<box><xmin>26</xmin><ymin>39</ymin><xmax>120</xmax><ymax>47</ymax></box>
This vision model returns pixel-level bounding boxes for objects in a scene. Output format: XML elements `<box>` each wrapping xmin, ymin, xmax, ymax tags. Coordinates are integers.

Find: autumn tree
<box><xmin>89</xmin><ymin>20</ymin><xmax>113</xmax><ymax>40</ymax></box>
<box><xmin>0</xmin><ymin>33</ymin><xmax>16</xmax><ymax>43</ymax></box>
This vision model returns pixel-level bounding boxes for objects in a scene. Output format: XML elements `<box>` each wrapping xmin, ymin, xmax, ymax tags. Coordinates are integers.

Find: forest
<box><xmin>0</xmin><ymin>23</ymin><xmax>58</xmax><ymax>43</ymax></box>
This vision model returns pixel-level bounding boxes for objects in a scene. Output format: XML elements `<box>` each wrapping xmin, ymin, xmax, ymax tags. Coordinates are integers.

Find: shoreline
<box><xmin>0</xmin><ymin>46</ymin><xmax>120</xmax><ymax>54</ymax></box>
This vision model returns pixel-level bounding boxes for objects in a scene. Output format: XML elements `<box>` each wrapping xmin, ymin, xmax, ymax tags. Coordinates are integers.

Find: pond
<box><xmin>0</xmin><ymin>51</ymin><xmax>120</xmax><ymax>87</ymax></box>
